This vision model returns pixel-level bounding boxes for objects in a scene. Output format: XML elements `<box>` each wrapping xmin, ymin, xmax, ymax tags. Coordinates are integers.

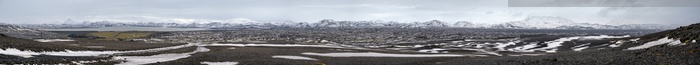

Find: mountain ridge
<box><xmin>15</xmin><ymin>16</ymin><xmax>676</xmax><ymax>30</ymax></box>
<box><xmin>0</xmin><ymin>23</ymin><xmax>65</xmax><ymax>39</ymax></box>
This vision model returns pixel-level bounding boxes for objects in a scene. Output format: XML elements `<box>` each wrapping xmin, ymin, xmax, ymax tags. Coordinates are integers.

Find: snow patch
<box><xmin>508</xmin><ymin>54</ymin><xmax>546</xmax><ymax>56</ymax></box>
<box><xmin>272</xmin><ymin>55</ymin><xmax>317</xmax><ymax>60</ymax></box>
<box><xmin>34</xmin><ymin>39</ymin><xmax>75</xmax><ymax>42</ymax></box>
<box><xmin>463</xmin><ymin>54</ymin><xmax>489</xmax><ymax>57</ymax></box>
<box><xmin>493</xmin><ymin>41</ymin><xmax>518</xmax><ymax>51</ymax></box>
<box><xmin>203</xmin><ymin>44</ymin><xmax>342</xmax><ymax>48</ymax></box>
<box><xmin>42</xmin><ymin>50</ymin><xmax>122</xmax><ymax>57</ymax></box>
<box><xmin>114</xmin><ymin>47</ymin><xmax>210</xmax><ymax>65</ymax></box>
<box><xmin>72</xmin><ymin>60</ymin><xmax>99</xmax><ymax>64</ymax></box>
<box><xmin>201</xmin><ymin>61</ymin><xmax>239</xmax><ymax>65</ymax></box>
<box><xmin>572</xmin><ymin>43</ymin><xmax>590</xmax><ymax>51</ymax></box>
<box><xmin>508</xmin><ymin>35</ymin><xmax>628</xmax><ymax>52</ymax></box>
<box><xmin>71</xmin><ymin>60</ymin><xmax>113</xmax><ymax>65</ymax></box>
<box><xmin>609</xmin><ymin>38</ymin><xmax>639</xmax><ymax>47</ymax></box>
<box><xmin>534</xmin><ymin>37</ymin><xmax>581</xmax><ymax>52</ymax></box>
<box><xmin>417</xmin><ymin>48</ymin><xmax>448</xmax><ymax>53</ymax></box>
<box><xmin>302</xmin><ymin>52</ymin><xmax>465</xmax><ymax>57</ymax></box>
<box><xmin>572</xmin><ymin>46</ymin><xmax>589</xmax><ymax>51</ymax></box>
<box><xmin>626</xmin><ymin>37</ymin><xmax>679</xmax><ymax>50</ymax></box>
<box><xmin>667</xmin><ymin>39</ymin><xmax>684</xmax><ymax>46</ymax></box>
<box><xmin>461</xmin><ymin>48</ymin><xmax>502</xmax><ymax>56</ymax></box>
<box><xmin>609</xmin><ymin>41</ymin><xmax>624</xmax><ymax>47</ymax></box>
<box><xmin>630</xmin><ymin>38</ymin><xmax>640</xmax><ymax>41</ymax></box>
<box><xmin>0</xmin><ymin>43</ymin><xmax>198</xmax><ymax>58</ymax></box>
<box><xmin>508</xmin><ymin>43</ymin><xmax>538</xmax><ymax>52</ymax></box>
<box><xmin>0</xmin><ymin>48</ymin><xmax>42</xmax><ymax>58</ymax></box>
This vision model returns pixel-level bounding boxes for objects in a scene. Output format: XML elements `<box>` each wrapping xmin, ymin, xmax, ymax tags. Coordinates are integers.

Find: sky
<box><xmin>0</xmin><ymin>0</ymin><xmax>698</xmax><ymax>25</ymax></box>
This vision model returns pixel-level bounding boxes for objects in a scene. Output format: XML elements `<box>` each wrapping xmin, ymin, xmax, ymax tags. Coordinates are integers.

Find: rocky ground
<box><xmin>0</xmin><ymin>23</ymin><xmax>698</xmax><ymax>65</ymax></box>
<box><xmin>0</xmin><ymin>33</ymin><xmax>188</xmax><ymax>64</ymax></box>
<box><xmin>0</xmin><ymin>34</ymin><xmax>185</xmax><ymax>51</ymax></box>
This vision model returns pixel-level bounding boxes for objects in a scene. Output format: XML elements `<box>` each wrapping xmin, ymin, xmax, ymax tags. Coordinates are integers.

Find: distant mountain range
<box><xmin>19</xmin><ymin>16</ymin><xmax>675</xmax><ymax>30</ymax></box>
<box><xmin>0</xmin><ymin>23</ymin><xmax>64</xmax><ymax>39</ymax></box>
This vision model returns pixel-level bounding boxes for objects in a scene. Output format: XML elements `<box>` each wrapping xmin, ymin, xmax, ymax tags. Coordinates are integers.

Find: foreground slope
<box><xmin>0</xmin><ymin>34</ymin><xmax>98</xmax><ymax>51</ymax></box>
<box><xmin>438</xmin><ymin>23</ymin><xmax>700</xmax><ymax>65</ymax></box>
<box><xmin>138</xmin><ymin>23</ymin><xmax>699</xmax><ymax>65</ymax></box>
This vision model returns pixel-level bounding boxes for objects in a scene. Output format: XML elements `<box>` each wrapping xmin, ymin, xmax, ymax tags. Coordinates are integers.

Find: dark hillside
<box><xmin>440</xmin><ymin>23</ymin><xmax>700</xmax><ymax>65</ymax></box>
<box><xmin>0</xmin><ymin>34</ymin><xmax>103</xmax><ymax>51</ymax></box>
<box><xmin>639</xmin><ymin>23</ymin><xmax>700</xmax><ymax>42</ymax></box>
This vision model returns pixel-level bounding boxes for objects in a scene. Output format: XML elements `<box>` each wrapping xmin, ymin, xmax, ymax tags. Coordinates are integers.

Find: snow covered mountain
<box><xmin>312</xmin><ymin>19</ymin><xmax>388</xmax><ymax>27</ymax></box>
<box><xmin>492</xmin><ymin>16</ymin><xmax>673</xmax><ymax>29</ymax></box>
<box><xmin>0</xmin><ymin>23</ymin><xmax>64</xmax><ymax>39</ymax></box>
<box><xmin>19</xmin><ymin>16</ymin><xmax>675</xmax><ymax>29</ymax></box>
<box><xmin>452</xmin><ymin>21</ymin><xmax>491</xmax><ymax>28</ymax></box>
<box><xmin>495</xmin><ymin>16</ymin><xmax>578</xmax><ymax>29</ymax></box>
<box><xmin>407</xmin><ymin>20</ymin><xmax>449</xmax><ymax>28</ymax></box>
<box><xmin>312</xmin><ymin>19</ymin><xmax>451</xmax><ymax>28</ymax></box>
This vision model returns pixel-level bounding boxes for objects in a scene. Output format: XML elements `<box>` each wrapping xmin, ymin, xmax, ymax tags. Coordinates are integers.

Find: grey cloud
<box><xmin>509</xmin><ymin>0</ymin><xmax>700</xmax><ymax>7</ymax></box>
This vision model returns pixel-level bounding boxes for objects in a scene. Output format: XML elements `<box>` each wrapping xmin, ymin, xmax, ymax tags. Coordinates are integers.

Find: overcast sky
<box><xmin>0</xmin><ymin>0</ymin><xmax>698</xmax><ymax>25</ymax></box>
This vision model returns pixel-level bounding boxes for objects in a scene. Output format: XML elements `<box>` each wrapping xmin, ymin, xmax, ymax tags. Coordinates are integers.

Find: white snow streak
<box><xmin>302</xmin><ymin>52</ymin><xmax>465</xmax><ymax>57</ymax></box>
<box><xmin>508</xmin><ymin>35</ymin><xmax>629</xmax><ymax>52</ymax></box>
<box><xmin>201</xmin><ymin>62</ymin><xmax>239</xmax><ymax>65</ymax></box>
<box><xmin>572</xmin><ymin>46</ymin><xmax>588</xmax><ymax>51</ymax></box>
<box><xmin>609</xmin><ymin>41</ymin><xmax>624</xmax><ymax>47</ymax></box>
<box><xmin>572</xmin><ymin>43</ymin><xmax>590</xmax><ymax>51</ymax></box>
<box><xmin>626</xmin><ymin>37</ymin><xmax>680</xmax><ymax>50</ymax></box>
<box><xmin>0</xmin><ymin>48</ymin><xmax>42</xmax><ymax>58</ymax></box>
<box><xmin>667</xmin><ymin>39</ymin><xmax>684</xmax><ymax>46</ymax></box>
<box><xmin>272</xmin><ymin>55</ymin><xmax>318</xmax><ymax>60</ymax></box>
<box><xmin>114</xmin><ymin>47</ymin><xmax>210</xmax><ymax>65</ymax></box>
<box><xmin>609</xmin><ymin>38</ymin><xmax>640</xmax><ymax>48</ymax></box>
<box><xmin>203</xmin><ymin>44</ymin><xmax>342</xmax><ymax>48</ymax></box>
<box><xmin>34</xmin><ymin>39</ymin><xmax>75</xmax><ymax>42</ymax></box>
<box><xmin>508</xmin><ymin>43</ymin><xmax>538</xmax><ymax>52</ymax></box>
<box><xmin>507</xmin><ymin>54</ymin><xmax>546</xmax><ymax>56</ymax></box>
<box><xmin>417</xmin><ymin>48</ymin><xmax>448</xmax><ymax>53</ymax></box>
<box><xmin>462</xmin><ymin>48</ymin><xmax>502</xmax><ymax>56</ymax></box>
<box><xmin>493</xmin><ymin>41</ymin><xmax>518</xmax><ymax>51</ymax></box>
<box><xmin>0</xmin><ymin>43</ymin><xmax>198</xmax><ymax>58</ymax></box>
